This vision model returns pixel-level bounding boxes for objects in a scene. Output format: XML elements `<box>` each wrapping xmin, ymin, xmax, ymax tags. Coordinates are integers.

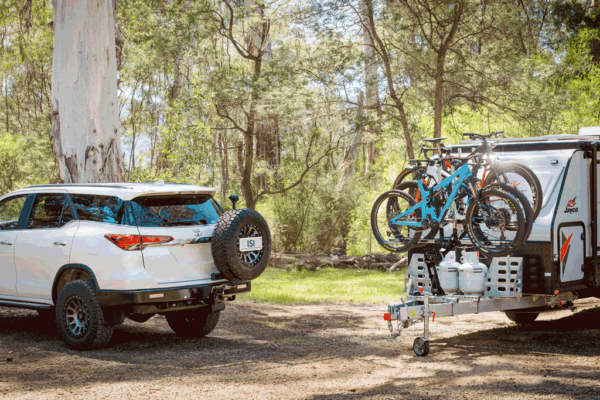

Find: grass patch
<box><xmin>239</xmin><ymin>266</ymin><xmax>406</xmax><ymax>304</ymax></box>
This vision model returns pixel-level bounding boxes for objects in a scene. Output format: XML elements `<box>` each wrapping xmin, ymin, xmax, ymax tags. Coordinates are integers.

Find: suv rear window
<box><xmin>131</xmin><ymin>195</ymin><xmax>222</xmax><ymax>227</ymax></box>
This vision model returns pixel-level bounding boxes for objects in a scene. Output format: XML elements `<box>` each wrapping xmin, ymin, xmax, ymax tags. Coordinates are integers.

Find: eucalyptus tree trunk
<box><xmin>51</xmin><ymin>0</ymin><xmax>125</xmax><ymax>183</ymax></box>
<box><xmin>362</xmin><ymin>0</ymin><xmax>379</xmax><ymax>174</ymax></box>
<box><xmin>431</xmin><ymin>2</ymin><xmax>463</xmax><ymax>138</ymax></box>
<box><xmin>361</xmin><ymin>0</ymin><xmax>415</xmax><ymax>159</ymax></box>
<box><xmin>337</xmin><ymin>91</ymin><xmax>364</xmax><ymax>190</ymax></box>
<box><xmin>246</xmin><ymin>0</ymin><xmax>278</xmax><ymax>193</ymax></box>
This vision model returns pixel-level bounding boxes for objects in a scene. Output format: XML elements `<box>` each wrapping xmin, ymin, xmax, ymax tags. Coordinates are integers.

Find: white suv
<box><xmin>0</xmin><ymin>182</ymin><xmax>270</xmax><ymax>350</ymax></box>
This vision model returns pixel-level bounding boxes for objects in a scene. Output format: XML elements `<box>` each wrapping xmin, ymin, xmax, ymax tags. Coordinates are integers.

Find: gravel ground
<box><xmin>0</xmin><ymin>298</ymin><xmax>599</xmax><ymax>400</ymax></box>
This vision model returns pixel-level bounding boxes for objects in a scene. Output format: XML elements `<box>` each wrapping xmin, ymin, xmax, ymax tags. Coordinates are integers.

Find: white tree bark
<box><xmin>51</xmin><ymin>0</ymin><xmax>125</xmax><ymax>183</ymax></box>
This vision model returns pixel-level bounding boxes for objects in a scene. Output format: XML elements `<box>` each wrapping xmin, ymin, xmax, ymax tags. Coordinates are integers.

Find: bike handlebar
<box><xmin>409</xmin><ymin>159</ymin><xmax>436</xmax><ymax>167</ymax></box>
<box><xmin>462</xmin><ymin>131</ymin><xmax>504</xmax><ymax>141</ymax></box>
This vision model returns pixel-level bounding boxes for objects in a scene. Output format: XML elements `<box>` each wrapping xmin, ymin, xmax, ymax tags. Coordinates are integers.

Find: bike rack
<box><xmin>385</xmin><ymin>253</ymin><xmax>576</xmax><ymax>357</ymax></box>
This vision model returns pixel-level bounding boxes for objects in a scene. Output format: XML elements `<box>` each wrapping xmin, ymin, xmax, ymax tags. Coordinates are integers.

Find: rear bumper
<box><xmin>97</xmin><ymin>281</ymin><xmax>251</xmax><ymax>314</ymax></box>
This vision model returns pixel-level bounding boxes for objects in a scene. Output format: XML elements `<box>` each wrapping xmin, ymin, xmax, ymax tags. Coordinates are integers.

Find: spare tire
<box><xmin>211</xmin><ymin>209</ymin><xmax>271</xmax><ymax>281</ymax></box>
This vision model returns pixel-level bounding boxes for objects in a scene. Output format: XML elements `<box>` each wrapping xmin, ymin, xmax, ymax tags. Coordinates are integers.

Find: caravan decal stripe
<box><xmin>560</xmin><ymin>231</ymin><xmax>574</xmax><ymax>265</ymax></box>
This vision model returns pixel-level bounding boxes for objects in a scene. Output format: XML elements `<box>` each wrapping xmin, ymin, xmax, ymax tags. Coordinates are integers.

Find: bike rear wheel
<box><xmin>465</xmin><ymin>188</ymin><xmax>527</xmax><ymax>257</ymax></box>
<box><xmin>483</xmin><ymin>162</ymin><xmax>543</xmax><ymax>221</ymax></box>
<box><xmin>371</xmin><ymin>190</ymin><xmax>422</xmax><ymax>253</ymax></box>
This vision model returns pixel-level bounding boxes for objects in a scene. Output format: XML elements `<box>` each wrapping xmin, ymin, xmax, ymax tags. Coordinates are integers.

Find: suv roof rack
<box><xmin>25</xmin><ymin>182</ymin><xmax>197</xmax><ymax>190</ymax></box>
<box><xmin>25</xmin><ymin>184</ymin><xmax>133</xmax><ymax>189</ymax></box>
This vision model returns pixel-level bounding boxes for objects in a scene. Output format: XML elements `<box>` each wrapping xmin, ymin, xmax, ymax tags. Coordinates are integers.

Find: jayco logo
<box><xmin>564</xmin><ymin>197</ymin><xmax>578</xmax><ymax>214</ymax></box>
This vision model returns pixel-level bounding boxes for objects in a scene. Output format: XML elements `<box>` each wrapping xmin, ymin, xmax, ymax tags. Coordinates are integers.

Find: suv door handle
<box><xmin>0</xmin><ymin>241</ymin><xmax>13</xmax><ymax>246</ymax></box>
<box><xmin>53</xmin><ymin>241</ymin><xmax>67</xmax><ymax>247</ymax></box>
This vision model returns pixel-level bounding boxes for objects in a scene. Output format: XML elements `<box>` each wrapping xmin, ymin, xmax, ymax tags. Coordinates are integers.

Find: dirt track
<box><xmin>1</xmin><ymin>298</ymin><xmax>599</xmax><ymax>400</ymax></box>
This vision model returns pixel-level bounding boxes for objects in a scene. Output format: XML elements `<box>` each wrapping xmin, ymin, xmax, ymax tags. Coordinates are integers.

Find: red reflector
<box><xmin>383</xmin><ymin>313</ymin><xmax>392</xmax><ymax>321</ymax></box>
<box><xmin>105</xmin><ymin>234</ymin><xmax>173</xmax><ymax>250</ymax></box>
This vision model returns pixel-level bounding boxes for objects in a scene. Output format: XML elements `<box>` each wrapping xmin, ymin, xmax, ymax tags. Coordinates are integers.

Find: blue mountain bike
<box><xmin>371</xmin><ymin>156</ymin><xmax>527</xmax><ymax>257</ymax></box>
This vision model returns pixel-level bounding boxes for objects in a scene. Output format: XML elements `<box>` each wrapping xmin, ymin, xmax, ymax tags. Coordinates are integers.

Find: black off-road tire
<box><xmin>166</xmin><ymin>308</ymin><xmax>220</xmax><ymax>337</ymax></box>
<box><xmin>55</xmin><ymin>279</ymin><xmax>114</xmax><ymax>350</ymax></box>
<box><xmin>504</xmin><ymin>311</ymin><xmax>539</xmax><ymax>324</ymax></box>
<box><xmin>211</xmin><ymin>209</ymin><xmax>271</xmax><ymax>281</ymax></box>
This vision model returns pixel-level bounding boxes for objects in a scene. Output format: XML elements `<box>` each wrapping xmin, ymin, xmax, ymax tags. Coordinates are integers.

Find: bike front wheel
<box><xmin>371</xmin><ymin>190</ymin><xmax>422</xmax><ymax>253</ymax></box>
<box><xmin>465</xmin><ymin>188</ymin><xmax>527</xmax><ymax>257</ymax></box>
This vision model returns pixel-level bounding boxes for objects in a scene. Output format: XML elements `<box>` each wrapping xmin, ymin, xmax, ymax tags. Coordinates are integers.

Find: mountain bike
<box><xmin>392</xmin><ymin>132</ymin><xmax>543</xmax><ymax>221</ymax></box>
<box><xmin>394</xmin><ymin>179</ymin><xmax>534</xmax><ymax>246</ymax></box>
<box><xmin>371</xmin><ymin>155</ymin><xmax>528</xmax><ymax>257</ymax></box>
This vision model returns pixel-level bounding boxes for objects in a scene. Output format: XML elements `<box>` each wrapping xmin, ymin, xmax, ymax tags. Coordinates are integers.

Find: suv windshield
<box><xmin>130</xmin><ymin>194</ymin><xmax>222</xmax><ymax>227</ymax></box>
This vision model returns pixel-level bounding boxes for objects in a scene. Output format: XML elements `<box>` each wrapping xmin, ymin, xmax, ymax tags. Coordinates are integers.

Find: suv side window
<box><xmin>27</xmin><ymin>194</ymin><xmax>71</xmax><ymax>229</ymax></box>
<box><xmin>0</xmin><ymin>195</ymin><xmax>27</xmax><ymax>231</ymax></box>
<box><xmin>70</xmin><ymin>194</ymin><xmax>124</xmax><ymax>224</ymax></box>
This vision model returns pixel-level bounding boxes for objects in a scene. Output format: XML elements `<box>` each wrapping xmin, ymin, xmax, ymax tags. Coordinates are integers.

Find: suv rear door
<box><xmin>14</xmin><ymin>192</ymin><xmax>79</xmax><ymax>300</ymax></box>
<box><xmin>131</xmin><ymin>194</ymin><xmax>223</xmax><ymax>284</ymax></box>
<box><xmin>0</xmin><ymin>194</ymin><xmax>28</xmax><ymax>296</ymax></box>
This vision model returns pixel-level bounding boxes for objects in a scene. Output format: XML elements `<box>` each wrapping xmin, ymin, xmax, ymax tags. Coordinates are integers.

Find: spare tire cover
<box><xmin>211</xmin><ymin>209</ymin><xmax>271</xmax><ymax>281</ymax></box>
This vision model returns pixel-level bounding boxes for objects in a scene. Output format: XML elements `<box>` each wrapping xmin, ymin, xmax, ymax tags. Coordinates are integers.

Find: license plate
<box><xmin>239</xmin><ymin>237</ymin><xmax>263</xmax><ymax>252</ymax></box>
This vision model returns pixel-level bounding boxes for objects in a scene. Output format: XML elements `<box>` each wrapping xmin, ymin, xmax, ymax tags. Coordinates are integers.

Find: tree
<box><xmin>358</xmin><ymin>0</ymin><xmax>416</xmax><ymax>159</ymax></box>
<box><xmin>362</xmin><ymin>1</ymin><xmax>380</xmax><ymax>172</ymax></box>
<box><xmin>401</xmin><ymin>0</ymin><xmax>465</xmax><ymax>139</ymax></box>
<box><xmin>209</xmin><ymin>0</ymin><xmax>342</xmax><ymax>209</ymax></box>
<box><xmin>51</xmin><ymin>0</ymin><xmax>125</xmax><ymax>183</ymax></box>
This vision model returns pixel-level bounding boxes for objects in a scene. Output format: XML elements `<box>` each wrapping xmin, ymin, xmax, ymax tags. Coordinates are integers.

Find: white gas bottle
<box><xmin>436</xmin><ymin>251</ymin><xmax>460</xmax><ymax>293</ymax></box>
<box><xmin>458</xmin><ymin>252</ymin><xmax>488</xmax><ymax>295</ymax></box>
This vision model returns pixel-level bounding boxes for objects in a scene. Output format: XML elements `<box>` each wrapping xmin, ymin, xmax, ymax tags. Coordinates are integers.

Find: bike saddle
<box><xmin>424</xmin><ymin>137</ymin><xmax>447</xmax><ymax>143</ymax></box>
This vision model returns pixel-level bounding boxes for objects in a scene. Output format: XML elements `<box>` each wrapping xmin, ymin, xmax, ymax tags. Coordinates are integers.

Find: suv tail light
<box><xmin>105</xmin><ymin>234</ymin><xmax>174</xmax><ymax>251</ymax></box>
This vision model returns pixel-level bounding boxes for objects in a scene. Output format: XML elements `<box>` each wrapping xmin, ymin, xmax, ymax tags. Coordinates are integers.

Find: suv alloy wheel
<box><xmin>55</xmin><ymin>279</ymin><xmax>114</xmax><ymax>350</ymax></box>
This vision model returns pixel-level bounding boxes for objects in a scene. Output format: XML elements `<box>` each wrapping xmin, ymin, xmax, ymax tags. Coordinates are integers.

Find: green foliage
<box><xmin>3</xmin><ymin>0</ymin><xmax>600</xmax><ymax>259</ymax></box>
<box><xmin>555</xmin><ymin>28</ymin><xmax>600</xmax><ymax>129</ymax></box>
<box><xmin>240</xmin><ymin>266</ymin><xmax>407</xmax><ymax>304</ymax></box>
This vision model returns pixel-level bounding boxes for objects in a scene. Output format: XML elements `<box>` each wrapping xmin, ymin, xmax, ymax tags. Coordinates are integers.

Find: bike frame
<box><xmin>420</xmin><ymin>143</ymin><xmax>497</xmax><ymax>188</ymax></box>
<box><xmin>391</xmin><ymin>163</ymin><xmax>475</xmax><ymax>228</ymax></box>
